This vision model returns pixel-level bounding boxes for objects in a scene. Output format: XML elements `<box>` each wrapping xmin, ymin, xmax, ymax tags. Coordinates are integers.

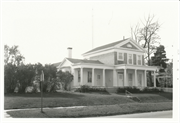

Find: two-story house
<box><xmin>57</xmin><ymin>38</ymin><xmax>157</xmax><ymax>91</ymax></box>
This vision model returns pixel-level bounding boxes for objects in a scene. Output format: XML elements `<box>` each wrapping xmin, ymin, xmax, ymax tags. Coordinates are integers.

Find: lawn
<box><xmin>5</xmin><ymin>92</ymin><xmax>172</xmax><ymax>110</ymax></box>
<box><xmin>6</xmin><ymin>102</ymin><xmax>172</xmax><ymax>118</ymax></box>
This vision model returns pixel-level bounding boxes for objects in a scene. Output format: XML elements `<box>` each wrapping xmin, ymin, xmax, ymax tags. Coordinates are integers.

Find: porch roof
<box><xmin>67</xmin><ymin>58</ymin><xmax>104</xmax><ymax>64</ymax></box>
<box><xmin>115</xmin><ymin>64</ymin><xmax>157</xmax><ymax>71</ymax></box>
<box><xmin>72</xmin><ymin>63</ymin><xmax>114</xmax><ymax>69</ymax></box>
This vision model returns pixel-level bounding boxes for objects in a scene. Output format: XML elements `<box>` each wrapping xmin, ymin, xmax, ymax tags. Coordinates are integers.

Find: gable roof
<box><xmin>84</xmin><ymin>38</ymin><xmax>129</xmax><ymax>54</ymax></box>
<box><xmin>66</xmin><ymin>58</ymin><xmax>103</xmax><ymax>64</ymax></box>
<box><xmin>52</xmin><ymin>62</ymin><xmax>61</xmax><ymax>67</ymax></box>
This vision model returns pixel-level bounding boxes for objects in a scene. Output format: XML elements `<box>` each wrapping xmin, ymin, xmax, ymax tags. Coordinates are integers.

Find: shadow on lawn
<box><xmin>5</xmin><ymin>92</ymin><xmax>85</xmax><ymax>98</ymax></box>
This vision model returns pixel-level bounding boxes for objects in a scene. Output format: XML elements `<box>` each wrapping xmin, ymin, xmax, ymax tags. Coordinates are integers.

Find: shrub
<box><xmin>117</xmin><ymin>86</ymin><xmax>164</xmax><ymax>94</ymax></box>
<box><xmin>117</xmin><ymin>86</ymin><xmax>140</xmax><ymax>93</ymax></box>
<box><xmin>75</xmin><ymin>85</ymin><xmax>108</xmax><ymax>93</ymax></box>
<box><xmin>142</xmin><ymin>87</ymin><xmax>163</xmax><ymax>93</ymax></box>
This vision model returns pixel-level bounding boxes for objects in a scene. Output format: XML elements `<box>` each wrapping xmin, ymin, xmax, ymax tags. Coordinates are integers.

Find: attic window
<box><xmin>127</xmin><ymin>44</ymin><xmax>132</xmax><ymax>48</ymax></box>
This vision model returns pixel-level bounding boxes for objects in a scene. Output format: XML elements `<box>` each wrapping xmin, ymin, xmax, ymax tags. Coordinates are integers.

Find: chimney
<box><xmin>123</xmin><ymin>36</ymin><xmax>125</xmax><ymax>40</ymax></box>
<box><xmin>67</xmin><ymin>47</ymin><xmax>72</xmax><ymax>58</ymax></box>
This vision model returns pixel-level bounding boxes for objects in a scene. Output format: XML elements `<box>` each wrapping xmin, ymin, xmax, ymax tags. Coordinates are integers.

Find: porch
<box><xmin>72</xmin><ymin>64</ymin><xmax>157</xmax><ymax>88</ymax></box>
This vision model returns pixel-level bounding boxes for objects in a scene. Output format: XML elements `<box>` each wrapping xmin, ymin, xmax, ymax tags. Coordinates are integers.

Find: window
<box><xmin>78</xmin><ymin>70</ymin><xmax>80</xmax><ymax>82</ymax></box>
<box><xmin>117</xmin><ymin>52</ymin><xmax>124</xmax><ymax>61</ymax></box>
<box><xmin>128</xmin><ymin>54</ymin><xmax>133</xmax><ymax>64</ymax></box>
<box><xmin>137</xmin><ymin>55</ymin><xmax>142</xmax><ymax>65</ymax></box>
<box><xmin>87</xmin><ymin>71</ymin><xmax>92</xmax><ymax>83</ymax></box>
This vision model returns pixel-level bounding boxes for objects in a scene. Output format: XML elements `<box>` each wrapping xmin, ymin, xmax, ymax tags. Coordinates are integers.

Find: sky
<box><xmin>2</xmin><ymin>1</ymin><xmax>179</xmax><ymax>65</ymax></box>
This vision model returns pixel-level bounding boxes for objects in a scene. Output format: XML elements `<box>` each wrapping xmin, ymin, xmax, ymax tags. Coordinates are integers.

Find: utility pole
<box><xmin>92</xmin><ymin>7</ymin><xmax>94</xmax><ymax>49</ymax></box>
<box><xmin>40</xmin><ymin>70</ymin><xmax>44</xmax><ymax>113</ymax></box>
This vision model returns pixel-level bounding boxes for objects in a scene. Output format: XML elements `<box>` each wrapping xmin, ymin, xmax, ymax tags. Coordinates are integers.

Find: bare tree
<box><xmin>131</xmin><ymin>15</ymin><xmax>161</xmax><ymax>86</ymax></box>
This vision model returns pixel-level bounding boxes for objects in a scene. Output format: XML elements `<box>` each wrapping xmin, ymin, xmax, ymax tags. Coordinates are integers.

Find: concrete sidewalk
<box><xmin>4</xmin><ymin>106</ymin><xmax>86</xmax><ymax>118</ymax></box>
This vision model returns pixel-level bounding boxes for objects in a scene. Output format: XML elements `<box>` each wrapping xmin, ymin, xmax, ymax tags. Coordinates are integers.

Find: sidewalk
<box><xmin>4</xmin><ymin>106</ymin><xmax>86</xmax><ymax>118</ymax></box>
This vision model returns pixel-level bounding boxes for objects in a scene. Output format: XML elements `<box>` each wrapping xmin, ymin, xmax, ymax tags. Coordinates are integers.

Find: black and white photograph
<box><xmin>1</xmin><ymin>0</ymin><xmax>179</xmax><ymax>123</ymax></box>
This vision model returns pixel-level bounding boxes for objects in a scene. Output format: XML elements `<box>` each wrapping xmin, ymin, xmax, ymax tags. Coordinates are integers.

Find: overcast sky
<box><xmin>2</xmin><ymin>1</ymin><xmax>179</xmax><ymax>65</ymax></box>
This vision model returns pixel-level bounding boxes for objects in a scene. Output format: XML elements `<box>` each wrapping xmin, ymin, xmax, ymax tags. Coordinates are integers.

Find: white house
<box><xmin>57</xmin><ymin>38</ymin><xmax>157</xmax><ymax>90</ymax></box>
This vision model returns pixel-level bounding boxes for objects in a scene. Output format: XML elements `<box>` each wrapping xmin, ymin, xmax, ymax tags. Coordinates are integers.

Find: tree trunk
<box><xmin>148</xmin><ymin>71</ymin><xmax>153</xmax><ymax>87</ymax></box>
<box><xmin>147</xmin><ymin>42</ymin><xmax>153</xmax><ymax>86</ymax></box>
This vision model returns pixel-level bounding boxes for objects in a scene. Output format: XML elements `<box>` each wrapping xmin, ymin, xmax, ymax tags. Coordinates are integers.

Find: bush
<box><xmin>117</xmin><ymin>86</ymin><xmax>164</xmax><ymax>94</ymax></box>
<box><xmin>142</xmin><ymin>87</ymin><xmax>163</xmax><ymax>93</ymax></box>
<box><xmin>117</xmin><ymin>86</ymin><xmax>140</xmax><ymax>93</ymax></box>
<box><xmin>75</xmin><ymin>85</ymin><xmax>108</xmax><ymax>93</ymax></box>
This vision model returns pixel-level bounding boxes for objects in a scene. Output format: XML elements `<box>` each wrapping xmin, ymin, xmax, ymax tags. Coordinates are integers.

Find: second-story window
<box><xmin>117</xmin><ymin>52</ymin><xmax>124</xmax><ymax>61</ymax></box>
<box><xmin>128</xmin><ymin>54</ymin><xmax>133</xmax><ymax>64</ymax></box>
<box><xmin>137</xmin><ymin>55</ymin><xmax>142</xmax><ymax>65</ymax></box>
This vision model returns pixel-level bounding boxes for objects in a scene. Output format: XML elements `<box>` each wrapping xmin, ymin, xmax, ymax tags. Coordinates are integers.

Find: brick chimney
<box><xmin>67</xmin><ymin>47</ymin><xmax>72</xmax><ymax>58</ymax></box>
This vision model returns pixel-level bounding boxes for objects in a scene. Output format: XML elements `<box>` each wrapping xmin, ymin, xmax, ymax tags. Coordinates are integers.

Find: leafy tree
<box><xmin>56</xmin><ymin>70</ymin><xmax>73</xmax><ymax>90</ymax></box>
<box><xmin>4</xmin><ymin>45</ymin><xmax>25</xmax><ymax>66</ymax></box>
<box><xmin>151</xmin><ymin>45</ymin><xmax>169</xmax><ymax>72</ymax></box>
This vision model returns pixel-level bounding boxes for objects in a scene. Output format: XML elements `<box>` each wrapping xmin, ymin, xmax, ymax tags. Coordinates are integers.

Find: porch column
<box><xmin>73</xmin><ymin>68</ymin><xmax>76</xmax><ymax>86</ymax></box>
<box><xmin>144</xmin><ymin>70</ymin><xmax>147</xmax><ymax>87</ymax></box>
<box><xmin>80</xmin><ymin>67</ymin><xmax>83</xmax><ymax>85</ymax></box>
<box><xmin>113</xmin><ymin>69</ymin><xmax>117</xmax><ymax>86</ymax></box>
<box><xmin>134</xmin><ymin>69</ymin><xmax>137</xmax><ymax>86</ymax></box>
<box><xmin>124</xmin><ymin>68</ymin><xmax>127</xmax><ymax>86</ymax></box>
<box><xmin>103</xmin><ymin>69</ymin><xmax>105</xmax><ymax>87</ymax></box>
<box><xmin>92</xmin><ymin>68</ymin><xmax>95</xmax><ymax>86</ymax></box>
<box><xmin>154</xmin><ymin>70</ymin><xmax>156</xmax><ymax>87</ymax></box>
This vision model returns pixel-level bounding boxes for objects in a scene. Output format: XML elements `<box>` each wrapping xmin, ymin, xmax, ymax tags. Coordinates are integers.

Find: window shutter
<box><xmin>124</xmin><ymin>53</ymin><xmax>127</xmax><ymax>64</ymax></box>
<box><xmin>133</xmin><ymin>54</ymin><xmax>136</xmax><ymax>65</ymax></box>
<box><xmin>114</xmin><ymin>52</ymin><xmax>117</xmax><ymax>65</ymax></box>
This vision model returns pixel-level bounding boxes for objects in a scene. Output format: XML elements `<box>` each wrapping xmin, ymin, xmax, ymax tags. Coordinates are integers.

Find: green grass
<box><xmin>6</xmin><ymin>102</ymin><xmax>172</xmax><ymax>118</ymax></box>
<box><xmin>5</xmin><ymin>92</ymin><xmax>172</xmax><ymax>110</ymax></box>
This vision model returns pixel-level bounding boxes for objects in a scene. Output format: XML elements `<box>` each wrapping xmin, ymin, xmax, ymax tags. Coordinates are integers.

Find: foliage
<box><xmin>4</xmin><ymin>45</ymin><xmax>25</xmax><ymax>66</ymax></box>
<box><xmin>116</xmin><ymin>86</ymin><xmax>163</xmax><ymax>93</ymax></box>
<box><xmin>142</xmin><ymin>87</ymin><xmax>163</xmax><ymax>93</ymax></box>
<box><xmin>117</xmin><ymin>86</ymin><xmax>140</xmax><ymax>93</ymax></box>
<box><xmin>75</xmin><ymin>85</ymin><xmax>108</xmax><ymax>93</ymax></box>
<box><xmin>151</xmin><ymin>45</ymin><xmax>169</xmax><ymax>71</ymax></box>
<box><xmin>56</xmin><ymin>70</ymin><xmax>73</xmax><ymax>91</ymax></box>
<box><xmin>4</xmin><ymin>62</ymin><xmax>57</xmax><ymax>93</ymax></box>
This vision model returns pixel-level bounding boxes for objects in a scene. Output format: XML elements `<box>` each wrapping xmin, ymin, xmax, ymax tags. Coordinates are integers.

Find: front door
<box><xmin>117</xmin><ymin>73</ymin><xmax>124</xmax><ymax>86</ymax></box>
<box><xmin>138</xmin><ymin>73</ymin><xmax>142</xmax><ymax>86</ymax></box>
<box><xmin>128</xmin><ymin>73</ymin><xmax>133</xmax><ymax>86</ymax></box>
<box><xmin>97</xmin><ymin>75</ymin><xmax>101</xmax><ymax>86</ymax></box>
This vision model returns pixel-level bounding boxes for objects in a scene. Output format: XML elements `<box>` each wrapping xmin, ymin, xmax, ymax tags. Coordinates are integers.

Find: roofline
<box><xmin>72</xmin><ymin>63</ymin><xmax>112</xmax><ymax>67</ymax></box>
<box><xmin>128</xmin><ymin>38</ymin><xmax>146</xmax><ymax>52</ymax></box>
<box><xmin>57</xmin><ymin>58</ymin><xmax>73</xmax><ymax>68</ymax></box>
<box><xmin>82</xmin><ymin>47</ymin><xmax>114</xmax><ymax>57</ymax></box>
<box><xmin>82</xmin><ymin>38</ymin><xmax>145</xmax><ymax>57</ymax></box>
<box><xmin>83</xmin><ymin>38</ymin><xmax>129</xmax><ymax>55</ymax></box>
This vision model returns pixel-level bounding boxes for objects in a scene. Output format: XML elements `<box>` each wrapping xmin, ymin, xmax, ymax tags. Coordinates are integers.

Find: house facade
<box><xmin>57</xmin><ymin>38</ymin><xmax>157</xmax><ymax>90</ymax></box>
